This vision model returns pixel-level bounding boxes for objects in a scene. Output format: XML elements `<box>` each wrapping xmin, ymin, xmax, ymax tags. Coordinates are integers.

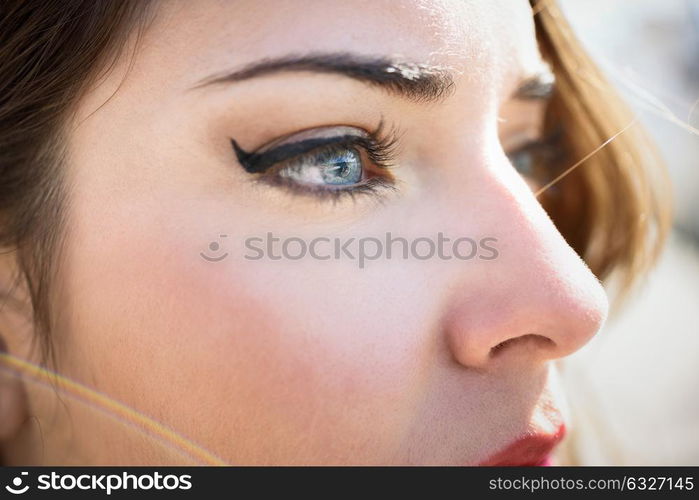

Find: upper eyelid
<box><xmin>257</xmin><ymin>125</ymin><xmax>369</xmax><ymax>152</ymax></box>
<box><xmin>501</xmin><ymin>130</ymin><xmax>543</xmax><ymax>151</ymax></box>
<box><xmin>232</xmin><ymin>121</ymin><xmax>399</xmax><ymax>173</ymax></box>
<box><xmin>231</xmin><ymin>125</ymin><xmax>370</xmax><ymax>171</ymax></box>
<box><xmin>233</xmin><ymin>134</ymin><xmax>368</xmax><ymax>174</ymax></box>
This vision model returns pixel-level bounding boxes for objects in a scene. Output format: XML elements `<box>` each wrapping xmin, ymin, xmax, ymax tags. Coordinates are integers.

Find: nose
<box><xmin>441</xmin><ymin>159</ymin><xmax>609</xmax><ymax>370</ymax></box>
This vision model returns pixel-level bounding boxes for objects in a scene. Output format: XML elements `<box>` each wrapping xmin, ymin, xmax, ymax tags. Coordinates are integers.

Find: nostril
<box><xmin>489</xmin><ymin>334</ymin><xmax>555</xmax><ymax>359</ymax></box>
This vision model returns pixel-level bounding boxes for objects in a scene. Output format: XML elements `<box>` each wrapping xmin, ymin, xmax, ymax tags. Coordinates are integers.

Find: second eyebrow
<box><xmin>194</xmin><ymin>52</ymin><xmax>455</xmax><ymax>104</ymax></box>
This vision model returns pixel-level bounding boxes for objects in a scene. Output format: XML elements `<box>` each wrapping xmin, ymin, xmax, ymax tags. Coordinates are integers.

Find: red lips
<box><xmin>478</xmin><ymin>424</ymin><xmax>566</xmax><ymax>466</ymax></box>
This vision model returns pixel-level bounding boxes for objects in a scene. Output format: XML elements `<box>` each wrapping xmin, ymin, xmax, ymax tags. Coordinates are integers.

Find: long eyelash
<box><xmin>360</xmin><ymin>118</ymin><xmax>401</xmax><ymax>169</ymax></box>
<box><xmin>231</xmin><ymin>119</ymin><xmax>401</xmax><ymax>174</ymax></box>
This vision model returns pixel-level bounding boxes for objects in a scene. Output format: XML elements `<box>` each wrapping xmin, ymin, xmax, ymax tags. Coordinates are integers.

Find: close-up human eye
<box><xmin>505</xmin><ymin>132</ymin><xmax>562</xmax><ymax>184</ymax></box>
<box><xmin>231</xmin><ymin>124</ymin><xmax>399</xmax><ymax>201</ymax></box>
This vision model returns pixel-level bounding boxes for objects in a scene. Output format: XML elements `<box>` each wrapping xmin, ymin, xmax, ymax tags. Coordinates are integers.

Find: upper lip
<box><xmin>477</xmin><ymin>423</ymin><xmax>566</xmax><ymax>466</ymax></box>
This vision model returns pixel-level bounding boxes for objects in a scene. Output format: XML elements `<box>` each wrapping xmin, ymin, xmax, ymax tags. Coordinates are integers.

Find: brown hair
<box><xmin>532</xmin><ymin>0</ymin><xmax>671</xmax><ymax>304</ymax></box>
<box><xmin>0</xmin><ymin>0</ymin><xmax>671</xmax><ymax>368</ymax></box>
<box><xmin>0</xmin><ymin>0</ymin><xmax>153</xmax><ymax>365</ymax></box>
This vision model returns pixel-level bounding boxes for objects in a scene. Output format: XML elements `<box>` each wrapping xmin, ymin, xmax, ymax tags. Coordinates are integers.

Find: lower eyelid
<box><xmin>254</xmin><ymin>172</ymin><xmax>395</xmax><ymax>202</ymax></box>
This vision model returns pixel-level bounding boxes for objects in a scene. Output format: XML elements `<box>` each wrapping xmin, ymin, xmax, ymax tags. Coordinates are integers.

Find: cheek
<box><xmin>57</xmin><ymin>192</ymin><xmax>436</xmax><ymax>463</ymax></box>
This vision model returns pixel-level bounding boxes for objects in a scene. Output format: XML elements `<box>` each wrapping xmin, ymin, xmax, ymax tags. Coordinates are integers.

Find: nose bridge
<box><xmin>441</xmin><ymin>161</ymin><xmax>609</xmax><ymax>368</ymax></box>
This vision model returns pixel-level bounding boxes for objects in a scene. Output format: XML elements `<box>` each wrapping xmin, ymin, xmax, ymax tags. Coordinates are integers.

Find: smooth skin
<box><xmin>1</xmin><ymin>0</ymin><xmax>608</xmax><ymax>465</ymax></box>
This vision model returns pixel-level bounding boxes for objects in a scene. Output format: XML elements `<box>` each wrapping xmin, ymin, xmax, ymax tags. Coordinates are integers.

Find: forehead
<box><xmin>126</xmin><ymin>0</ymin><xmax>542</xmax><ymax>93</ymax></box>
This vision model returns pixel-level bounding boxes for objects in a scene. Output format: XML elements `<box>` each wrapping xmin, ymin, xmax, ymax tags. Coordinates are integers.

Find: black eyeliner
<box><xmin>232</xmin><ymin>120</ymin><xmax>399</xmax><ymax>175</ymax></box>
<box><xmin>230</xmin><ymin>121</ymin><xmax>400</xmax><ymax>203</ymax></box>
<box><xmin>232</xmin><ymin>135</ymin><xmax>363</xmax><ymax>174</ymax></box>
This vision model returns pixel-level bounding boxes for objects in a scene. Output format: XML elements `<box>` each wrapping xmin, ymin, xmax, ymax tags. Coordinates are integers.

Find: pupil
<box><xmin>336</xmin><ymin>163</ymin><xmax>350</xmax><ymax>177</ymax></box>
<box><xmin>320</xmin><ymin>149</ymin><xmax>361</xmax><ymax>185</ymax></box>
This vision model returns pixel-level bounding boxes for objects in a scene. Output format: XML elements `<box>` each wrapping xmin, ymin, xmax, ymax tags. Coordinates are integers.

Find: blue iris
<box><xmin>317</xmin><ymin>147</ymin><xmax>362</xmax><ymax>185</ymax></box>
<box><xmin>508</xmin><ymin>149</ymin><xmax>534</xmax><ymax>178</ymax></box>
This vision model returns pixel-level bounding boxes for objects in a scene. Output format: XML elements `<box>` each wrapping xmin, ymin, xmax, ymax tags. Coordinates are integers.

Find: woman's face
<box><xmin>15</xmin><ymin>0</ymin><xmax>608</xmax><ymax>465</ymax></box>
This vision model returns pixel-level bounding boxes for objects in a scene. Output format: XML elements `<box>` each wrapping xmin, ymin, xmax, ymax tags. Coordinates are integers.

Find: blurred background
<box><xmin>555</xmin><ymin>0</ymin><xmax>699</xmax><ymax>465</ymax></box>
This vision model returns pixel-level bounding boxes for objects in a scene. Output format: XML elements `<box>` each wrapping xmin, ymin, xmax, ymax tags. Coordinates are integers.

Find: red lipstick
<box><xmin>478</xmin><ymin>424</ymin><xmax>566</xmax><ymax>466</ymax></box>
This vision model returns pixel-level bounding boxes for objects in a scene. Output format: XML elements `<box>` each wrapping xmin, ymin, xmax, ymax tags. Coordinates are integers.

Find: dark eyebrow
<box><xmin>513</xmin><ymin>69</ymin><xmax>556</xmax><ymax>100</ymax></box>
<box><xmin>192</xmin><ymin>52</ymin><xmax>455</xmax><ymax>103</ymax></box>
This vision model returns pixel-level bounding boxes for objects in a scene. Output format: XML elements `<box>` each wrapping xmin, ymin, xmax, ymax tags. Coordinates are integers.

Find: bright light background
<box><xmin>557</xmin><ymin>0</ymin><xmax>699</xmax><ymax>465</ymax></box>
